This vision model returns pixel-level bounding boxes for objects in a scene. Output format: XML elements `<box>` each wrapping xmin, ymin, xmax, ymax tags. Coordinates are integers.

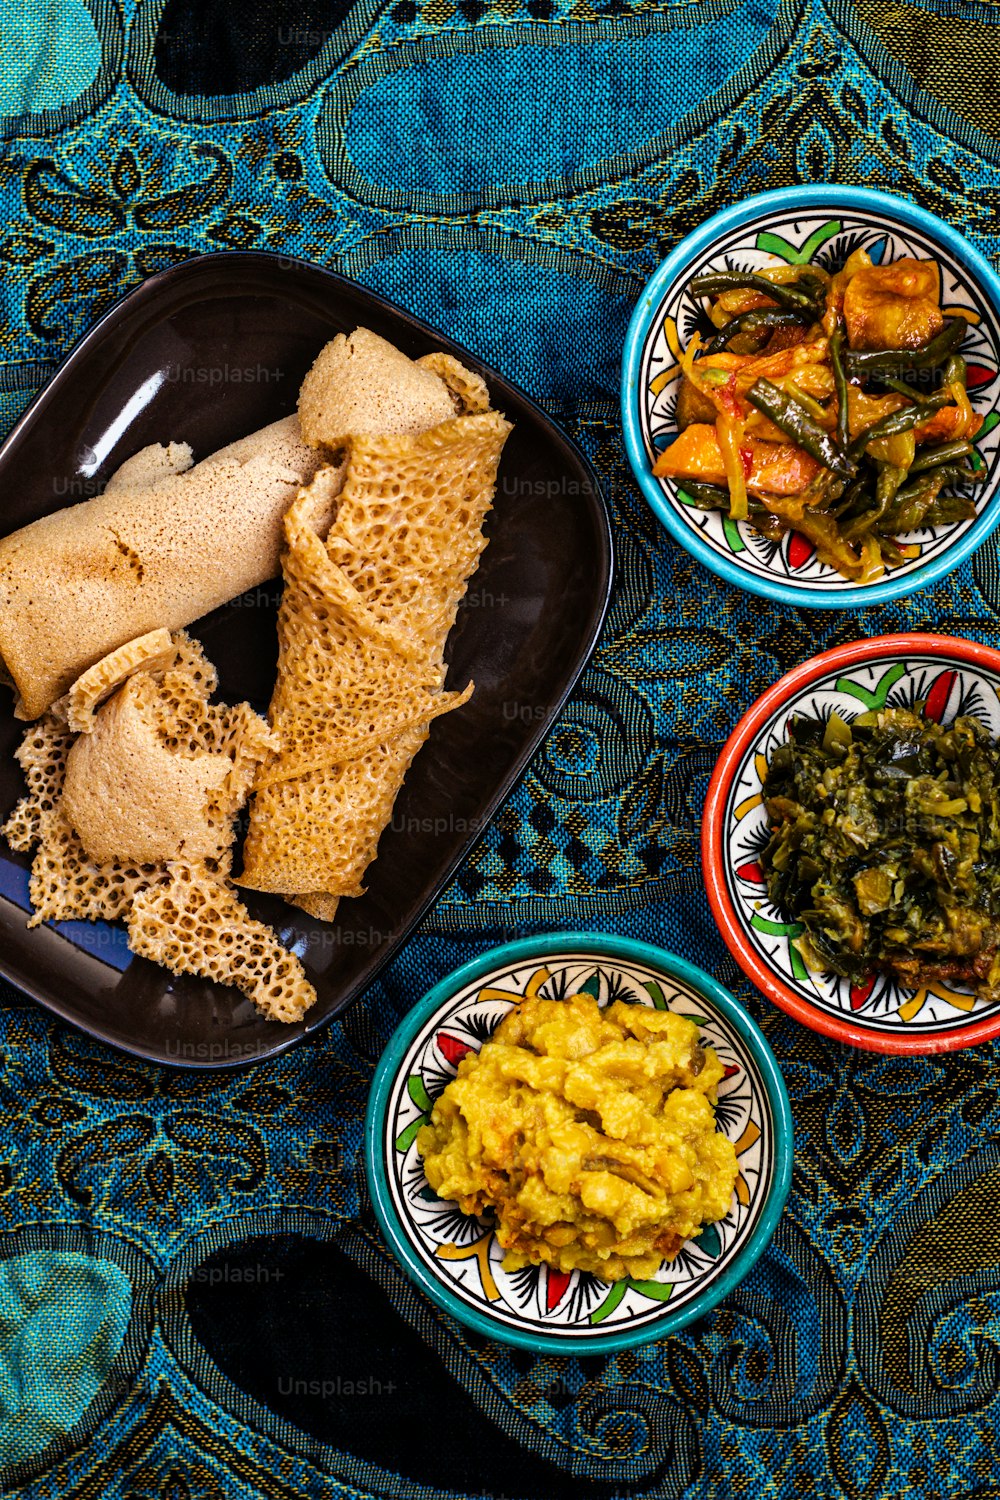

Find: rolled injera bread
<box><xmin>239</xmin><ymin>337</ymin><xmax>508</xmax><ymax>916</ymax></box>
<box><xmin>0</xmin><ymin>415</ymin><xmax>324</xmax><ymax>720</ymax></box>
<box><xmin>298</xmin><ymin>328</ymin><xmax>462</xmax><ymax>448</ymax></box>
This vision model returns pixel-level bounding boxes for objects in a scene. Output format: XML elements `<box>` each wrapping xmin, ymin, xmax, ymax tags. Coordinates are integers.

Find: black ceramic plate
<box><xmin>0</xmin><ymin>253</ymin><xmax>612</xmax><ymax>1068</ymax></box>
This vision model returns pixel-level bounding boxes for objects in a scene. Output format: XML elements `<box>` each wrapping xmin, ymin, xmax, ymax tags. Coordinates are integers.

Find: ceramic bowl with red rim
<box><xmin>703</xmin><ymin>634</ymin><xmax>1000</xmax><ymax>1054</ymax></box>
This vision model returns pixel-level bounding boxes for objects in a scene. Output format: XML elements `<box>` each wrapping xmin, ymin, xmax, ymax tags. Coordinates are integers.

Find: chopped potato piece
<box><xmin>654</xmin><ymin>425</ymin><xmax>823</xmax><ymax>497</ymax></box>
<box><xmin>843</xmin><ymin>258</ymin><xmax>944</xmax><ymax>350</ymax></box>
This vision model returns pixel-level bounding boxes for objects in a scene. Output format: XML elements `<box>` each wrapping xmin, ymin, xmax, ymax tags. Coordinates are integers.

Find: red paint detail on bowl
<box><xmin>546</xmin><ymin>1268</ymin><xmax>572</xmax><ymax>1312</ymax></box>
<box><xmin>702</xmin><ymin>633</ymin><xmax>1000</xmax><ymax>1054</ymax></box>
<box><xmin>787</xmin><ymin>533</ymin><xmax>815</xmax><ymax>570</ymax></box>
<box><xmin>923</xmin><ymin>669</ymin><xmax>956</xmax><ymax>723</ymax></box>
<box><xmin>850</xmin><ymin>977</ymin><xmax>876</xmax><ymax>1010</ymax></box>
<box><xmin>965</xmin><ymin>363</ymin><xmax>995</xmax><ymax>390</ymax></box>
<box><xmin>736</xmin><ymin>860</ymin><xmax>766</xmax><ymax>884</ymax></box>
<box><xmin>437</xmin><ymin>1032</ymin><xmax>474</xmax><ymax>1066</ymax></box>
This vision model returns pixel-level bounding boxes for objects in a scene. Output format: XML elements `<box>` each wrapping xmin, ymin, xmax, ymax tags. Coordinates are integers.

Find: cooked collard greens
<box><xmin>761</xmin><ymin>706</ymin><xmax>1000</xmax><ymax>998</ymax></box>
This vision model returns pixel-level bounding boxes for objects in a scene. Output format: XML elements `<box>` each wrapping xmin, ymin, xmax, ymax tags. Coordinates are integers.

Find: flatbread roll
<box><xmin>238</xmin><ymin>333</ymin><xmax>511</xmax><ymax>915</ymax></box>
<box><xmin>298</xmin><ymin>328</ymin><xmax>460</xmax><ymax>448</ymax></box>
<box><xmin>0</xmin><ymin>415</ymin><xmax>324</xmax><ymax>720</ymax></box>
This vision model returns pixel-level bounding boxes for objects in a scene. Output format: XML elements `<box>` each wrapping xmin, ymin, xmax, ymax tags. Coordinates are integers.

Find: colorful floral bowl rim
<box><xmin>703</xmin><ymin>632</ymin><xmax>1000</xmax><ymax>1054</ymax></box>
<box><xmin>364</xmin><ymin>932</ymin><xmax>793</xmax><ymax>1354</ymax></box>
<box><xmin>620</xmin><ymin>185</ymin><xmax>1000</xmax><ymax>609</ymax></box>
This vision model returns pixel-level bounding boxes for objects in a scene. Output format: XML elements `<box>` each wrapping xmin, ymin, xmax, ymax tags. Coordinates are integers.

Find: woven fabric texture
<box><xmin>0</xmin><ymin>0</ymin><xmax>999</xmax><ymax>1495</ymax></box>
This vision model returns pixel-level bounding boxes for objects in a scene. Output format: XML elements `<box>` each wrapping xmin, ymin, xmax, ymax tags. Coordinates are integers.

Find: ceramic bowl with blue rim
<box><xmin>620</xmin><ymin>185</ymin><xmax>1000</xmax><ymax>608</ymax></box>
<box><xmin>364</xmin><ymin>933</ymin><xmax>793</xmax><ymax>1353</ymax></box>
<box><xmin>703</xmin><ymin>633</ymin><xmax>1000</xmax><ymax>1055</ymax></box>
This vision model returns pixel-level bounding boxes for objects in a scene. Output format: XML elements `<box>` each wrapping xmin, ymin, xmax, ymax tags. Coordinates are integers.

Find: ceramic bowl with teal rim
<box><xmin>364</xmin><ymin>933</ymin><xmax>793</xmax><ymax>1354</ymax></box>
<box><xmin>620</xmin><ymin>185</ymin><xmax>1000</xmax><ymax>608</ymax></box>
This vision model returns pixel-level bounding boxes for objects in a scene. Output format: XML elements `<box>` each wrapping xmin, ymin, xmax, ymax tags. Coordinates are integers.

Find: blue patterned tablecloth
<box><xmin>2</xmin><ymin>0</ymin><xmax>1000</xmax><ymax>1495</ymax></box>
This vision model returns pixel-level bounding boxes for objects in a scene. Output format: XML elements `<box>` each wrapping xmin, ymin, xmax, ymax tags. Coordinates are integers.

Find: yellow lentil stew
<box><xmin>417</xmin><ymin>993</ymin><xmax>738</xmax><ymax>1282</ymax></box>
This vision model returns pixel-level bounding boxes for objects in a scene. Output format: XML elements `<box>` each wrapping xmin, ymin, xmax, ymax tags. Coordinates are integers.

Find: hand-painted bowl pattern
<box><xmin>622</xmin><ymin>188</ymin><xmax>1000</xmax><ymax>607</ymax></box>
<box><xmin>705</xmin><ymin>636</ymin><xmax>1000</xmax><ymax>1053</ymax></box>
<box><xmin>375</xmin><ymin>945</ymin><xmax>786</xmax><ymax>1350</ymax></box>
